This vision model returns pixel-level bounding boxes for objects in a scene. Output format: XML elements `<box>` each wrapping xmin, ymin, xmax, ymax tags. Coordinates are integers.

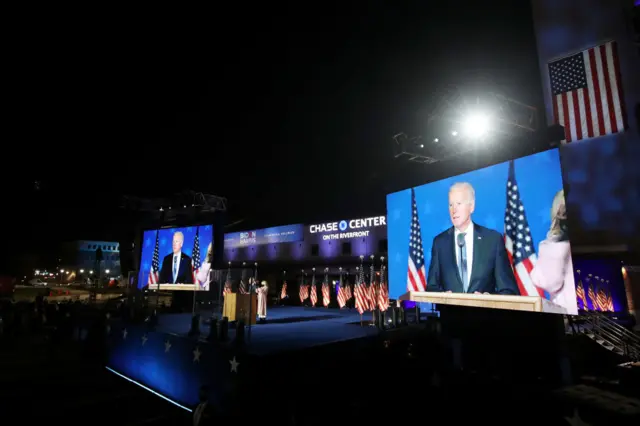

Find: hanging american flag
<box><xmin>192</xmin><ymin>227</ymin><xmax>201</xmax><ymax>285</ymax></box>
<box><xmin>322</xmin><ymin>269</ymin><xmax>330</xmax><ymax>307</ymax></box>
<box><xmin>378</xmin><ymin>264</ymin><xmax>389</xmax><ymax>312</ymax></box>
<box><xmin>337</xmin><ymin>272</ymin><xmax>346</xmax><ymax>309</ymax></box>
<box><xmin>147</xmin><ymin>231</ymin><xmax>160</xmax><ymax>286</ymax></box>
<box><xmin>310</xmin><ymin>272</ymin><xmax>318</xmax><ymax>307</ymax></box>
<box><xmin>281</xmin><ymin>280</ymin><xmax>288</xmax><ymax>300</ymax></box>
<box><xmin>549</xmin><ymin>40</ymin><xmax>627</xmax><ymax>143</ymax></box>
<box><xmin>407</xmin><ymin>188</ymin><xmax>427</xmax><ymax>292</ymax></box>
<box><xmin>504</xmin><ymin>160</ymin><xmax>543</xmax><ymax>297</ymax></box>
<box><xmin>575</xmin><ymin>271</ymin><xmax>588</xmax><ymax>310</ymax></box>
<box><xmin>355</xmin><ymin>265</ymin><xmax>366</xmax><ymax>315</ymax></box>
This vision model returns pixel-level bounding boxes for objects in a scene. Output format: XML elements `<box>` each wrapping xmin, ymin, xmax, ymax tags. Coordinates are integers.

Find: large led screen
<box><xmin>387</xmin><ymin>148</ymin><xmax>578</xmax><ymax>315</ymax></box>
<box><xmin>138</xmin><ymin>225</ymin><xmax>213</xmax><ymax>291</ymax></box>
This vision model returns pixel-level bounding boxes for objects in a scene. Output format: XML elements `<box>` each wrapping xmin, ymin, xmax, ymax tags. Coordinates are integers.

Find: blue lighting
<box><xmin>105</xmin><ymin>366</ymin><xmax>193</xmax><ymax>412</ymax></box>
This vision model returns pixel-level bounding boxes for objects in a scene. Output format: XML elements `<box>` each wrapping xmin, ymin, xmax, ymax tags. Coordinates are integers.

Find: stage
<box><xmin>106</xmin><ymin>306</ymin><xmax>392</xmax><ymax>416</ymax></box>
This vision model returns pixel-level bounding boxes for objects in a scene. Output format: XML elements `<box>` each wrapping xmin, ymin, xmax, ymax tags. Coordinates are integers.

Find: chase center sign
<box><xmin>308</xmin><ymin>216</ymin><xmax>386</xmax><ymax>241</ymax></box>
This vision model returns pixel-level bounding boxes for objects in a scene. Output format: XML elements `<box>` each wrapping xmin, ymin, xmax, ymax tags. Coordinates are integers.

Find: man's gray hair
<box><xmin>173</xmin><ymin>231</ymin><xmax>184</xmax><ymax>242</ymax></box>
<box><xmin>449</xmin><ymin>182</ymin><xmax>475</xmax><ymax>203</ymax></box>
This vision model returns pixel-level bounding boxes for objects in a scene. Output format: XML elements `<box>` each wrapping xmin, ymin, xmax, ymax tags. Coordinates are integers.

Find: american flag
<box><xmin>310</xmin><ymin>273</ymin><xmax>318</xmax><ymax>307</ymax></box>
<box><xmin>407</xmin><ymin>188</ymin><xmax>427</xmax><ymax>292</ymax></box>
<box><xmin>280</xmin><ymin>280</ymin><xmax>288</xmax><ymax>300</ymax></box>
<box><xmin>239</xmin><ymin>267</ymin><xmax>248</xmax><ymax>294</ymax></box>
<box><xmin>345</xmin><ymin>280</ymin><xmax>352</xmax><ymax>300</ymax></box>
<box><xmin>549</xmin><ymin>41</ymin><xmax>627</xmax><ymax>143</ymax></box>
<box><xmin>606</xmin><ymin>281</ymin><xmax>614</xmax><ymax>312</ymax></box>
<box><xmin>223</xmin><ymin>268</ymin><xmax>232</xmax><ymax>296</ymax></box>
<box><xmin>192</xmin><ymin>227</ymin><xmax>200</xmax><ymax>285</ymax></box>
<box><xmin>378</xmin><ymin>265</ymin><xmax>389</xmax><ymax>311</ymax></box>
<box><xmin>596</xmin><ymin>284</ymin><xmax>608</xmax><ymax>312</ymax></box>
<box><xmin>368</xmin><ymin>260</ymin><xmax>377</xmax><ymax>311</ymax></box>
<box><xmin>355</xmin><ymin>266</ymin><xmax>366</xmax><ymax>315</ymax></box>
<box><xmin>504</xmin><ymin>160</ymin><xmax>543</xmax><ymax>297</ymax></box>
<box><xmin>575</xmin><ymin>273</ymin><xmax>588</xmax><ymax>310</ymax></box>
<box><xmin>147</xmin><ymin>231</ymin><xmax>160</xmax><ymax>286</ymax></box>
<box><xmin>322</xmin><ymin>271</ymin><xmax>330</xmax><ymax>307</ymax></box>
<box><xmin>337</xmin><ymin>273</ymin><xmax>346</xmax><ymax>308</ymax></box>
<box><xmin>587</xmin><ymin>275</ymin><xmax>597</xmax><ymax>309</ymax></box>
<box><xmin>299</xmin><ymin>274</ymin><xmax>308</xmax><ymax>303</ymax></box>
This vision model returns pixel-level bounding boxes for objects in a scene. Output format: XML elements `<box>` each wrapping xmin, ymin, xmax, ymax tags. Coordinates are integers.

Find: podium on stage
<box><xmin>223</xmin><ymin>293</ymin><xmax>257</xmax><ymax>325</ymax></box>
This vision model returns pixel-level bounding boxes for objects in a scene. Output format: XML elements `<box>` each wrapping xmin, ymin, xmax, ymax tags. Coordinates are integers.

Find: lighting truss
<box><xmin>121</xmin><ymin>191</ymin><xmax>228</xmax><ymax>213</ymax></box>
<box><xmin>393</xmin><ymin>83</ymin><xmax>539</xmax><ymax>165</ymax></box>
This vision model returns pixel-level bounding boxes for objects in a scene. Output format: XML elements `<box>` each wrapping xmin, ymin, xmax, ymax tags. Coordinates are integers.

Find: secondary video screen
<box><xmin>387</xmin><ymin>148</ymin><xmax>578</xmax><ymax>315</ymax></box>
<box><xmin>138</xmin><ymin>225</ymin><xmax>214</xmax><ymax>291</ymax></box>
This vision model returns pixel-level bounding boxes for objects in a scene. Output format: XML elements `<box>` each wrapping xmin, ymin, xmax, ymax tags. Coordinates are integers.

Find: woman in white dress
<box><xmin>256</xmin><ymin>280</ymin><xmax>269</xmax><ymax>321</ymax></box>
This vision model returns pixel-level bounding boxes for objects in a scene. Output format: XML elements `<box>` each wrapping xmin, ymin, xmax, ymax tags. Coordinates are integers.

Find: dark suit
<box><xmin>426</xmin><ymin>223</ymin><xmax>518</xmax><ymax>295</ymax></box>
<box><xmin>159</xmin><ymin>252</ymin><xmax>193</xmax><ymax>284</ymax></box>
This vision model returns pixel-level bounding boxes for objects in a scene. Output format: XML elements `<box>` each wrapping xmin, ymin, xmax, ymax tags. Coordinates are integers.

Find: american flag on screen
<box><xmin>407</xmin><ymin>188</ymin><xmax>427</xmax><ymax>292</ymax></box>
<box><xmin>310</xmin><ymin>273</ymin><xmax>318</xmax><ymax>307</ymax></box>
<box><xmin>504</xmin><ymin>161</ymin><xmax>543</xmax><ymax>297</ymax></box>
<box><xmin>147</xmin><ymin>231</ymin><xmax>160</xmax><ymax>286</ymax></box>
<box><xmin>192</xmin><ymin>227</ymin><xmax>200</xmax><ymax>285</ymax></box>
<box><xmin>549</xmin><ymin>40</ymin><xmax>627</xmax><ymax>143</ymax></box>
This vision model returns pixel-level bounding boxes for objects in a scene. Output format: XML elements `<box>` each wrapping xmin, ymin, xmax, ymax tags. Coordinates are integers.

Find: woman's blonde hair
<box><xmin>548</xmin><ymin>190</ymin><xmax>567</xmax><ymax>238</ymax></box>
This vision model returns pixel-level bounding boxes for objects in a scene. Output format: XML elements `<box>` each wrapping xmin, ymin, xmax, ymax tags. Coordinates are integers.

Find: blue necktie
<box><xmin>173</xmin><ymin>256</ymin><xmax>178</xmax><ymax>283</ymax></box>
<box><xmin>459</xmin><ymin>233</ymin><xmax>468</xmax><ymax>292</ymax></box>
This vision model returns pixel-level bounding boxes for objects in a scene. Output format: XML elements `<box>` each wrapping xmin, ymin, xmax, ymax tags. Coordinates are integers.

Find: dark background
<box><xmin>6</xmin><ymin>1</ymin><xmax>635</xmax><ymax>274</ymax></box>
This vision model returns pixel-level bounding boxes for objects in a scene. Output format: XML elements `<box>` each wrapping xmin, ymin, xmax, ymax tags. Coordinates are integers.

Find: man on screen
<box><xmin>159</xmin><ymin>231</ymin><xmax>194</xmax><ymax>284</ymax></box>
<box><xmin>426</xmin><ymin>182</ymin><xmax>518</xmax><ymax>295</ymax></box>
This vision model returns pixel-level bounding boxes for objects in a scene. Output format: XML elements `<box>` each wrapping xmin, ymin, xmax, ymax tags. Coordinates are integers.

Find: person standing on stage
<box><xmin>256</xmin><ymin>280</ymin><xmax>268</xmax><ymax>322</ymax></box>
<box><xmin>196</xmin><ymin>243</ymin><xmax>213</xmax><ymax>291</ymax></box>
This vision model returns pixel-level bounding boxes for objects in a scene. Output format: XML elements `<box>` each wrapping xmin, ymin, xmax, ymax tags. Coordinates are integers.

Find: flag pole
<box><xmin>248</xmin><ymin>262</ymin><xmax>257</xmax><ymax>341</ymax></box>
<box><xmin>370</xmin><ymin>254</ymin><xmax>376</xmax><ymax>324</ymax></box>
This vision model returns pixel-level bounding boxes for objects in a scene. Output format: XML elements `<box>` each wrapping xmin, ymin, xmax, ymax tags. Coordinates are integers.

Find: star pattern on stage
<box><xmin>105</xmin><ymin>313</ymin><xmax>110</xmax><ymax>320</ymax></box>
<box><xmin>383</xmin><ymin>340</ymin><xmax>390</xmax><ymax>349</ymax></box>
<box><xmin>141</xmin><ymin>334</ymin><xmax>148</xmax><ymax>346</ymax></box>
<box><xmin>164</xmin><ymin>340</ymin><xmax>172</xmax><ymax>353</ymax></box>
<box><xmin>105</xmin><ymin>325</ymin><xmax>111</xmax><ymax>335</ymax></box>
<box><xmin>122</xmin><ymin>328</ymin><xmax>128</xmax><ymax>339</ymax></box>
<box><xmin>564</xmin><ymin>409</ymin><xmax>591</xmax><ymax>426</ymax></box>
<box><xmin>193</xmin><ymin>346</ymin><xmax>202</xmax><ymax>363</ymax></box>
<box><xmin>229</xmin><ymin>356</ymin><xmax>240</xmax><ymax>373</ymax></box>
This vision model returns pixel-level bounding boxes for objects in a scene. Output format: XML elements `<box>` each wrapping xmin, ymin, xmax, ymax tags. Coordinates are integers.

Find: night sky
<box><xmin>5</xmin><ymin>1</ymin><xmax>544</xmax><ymax>272</ymax></box>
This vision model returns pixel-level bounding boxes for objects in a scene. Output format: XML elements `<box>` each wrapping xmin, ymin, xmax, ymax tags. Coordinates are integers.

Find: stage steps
<box><xmin>569</xmin><ymin>313</ymin><xmax>640</xmax><ymax>361</ymax></box>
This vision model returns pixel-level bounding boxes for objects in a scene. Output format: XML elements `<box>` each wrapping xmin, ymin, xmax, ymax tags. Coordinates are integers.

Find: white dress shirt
<box><xmin>172</xmin><ymin>253</ymin><xmax>181</xmax><ymax>283</ymax></box>
<box><xmin>454</xmin><ymin>222</ymin><xmax>474</xmax><ymax>290</ymax></box>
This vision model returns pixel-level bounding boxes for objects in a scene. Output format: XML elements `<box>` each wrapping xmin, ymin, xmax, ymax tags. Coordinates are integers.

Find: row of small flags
<box><xmin>575</xmin><ymin>271</ymin><xmax>615</xmax><ymax>312</ymax></box>
<box><xmin>293</xmin><ymin>256</ymin><xmax>390</xmax><ymax>315</ymax></box>
<box><xmin>224</xmin><ymin>262</ymin><xmax>257</xmax><ymax>296</ymax></box>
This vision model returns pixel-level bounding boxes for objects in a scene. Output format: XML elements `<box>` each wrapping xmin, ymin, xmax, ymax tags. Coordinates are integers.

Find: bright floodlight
<box><xmin>106</xmin><ymin>269</ymin><xmax>110</xmax><ymax>274</ymax></box>
<box><xmin>60</xmin><ymin>269</ymin><xmax>64</xmax><ymax>273</ymax></box>
<box><xmin>463</xmin><ymin>113</ymin><xmax>490</xmax><ymax>138</ymax></box>
<box><xmin>80</xmin><ymin>269</ymin><xmax>85</xmax><ymax>273</ymax></box>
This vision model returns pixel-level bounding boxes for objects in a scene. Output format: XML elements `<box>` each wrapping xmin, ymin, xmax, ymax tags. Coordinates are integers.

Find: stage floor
<box><xmin>157</xmin><ymin>306</ymin><xmax>380</xmax><ymax>355</ymax></box>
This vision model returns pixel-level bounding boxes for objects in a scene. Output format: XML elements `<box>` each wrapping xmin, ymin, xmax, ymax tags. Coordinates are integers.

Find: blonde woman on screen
<box><xmin>531</xmin><ymin>190</ymin><xmax>578</xmax><ymax>315</ymax></box>
<box><xmin>196</xmin><ymin>243</ymin><xmax>213</xmax><ymax>291</ymax></box>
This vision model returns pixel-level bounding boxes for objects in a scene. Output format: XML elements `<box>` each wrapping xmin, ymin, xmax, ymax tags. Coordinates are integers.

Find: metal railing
<box><xmin>574</xmin><ymin>312</ymin><xmax>640</xmax><ymax>361</ymax></box>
